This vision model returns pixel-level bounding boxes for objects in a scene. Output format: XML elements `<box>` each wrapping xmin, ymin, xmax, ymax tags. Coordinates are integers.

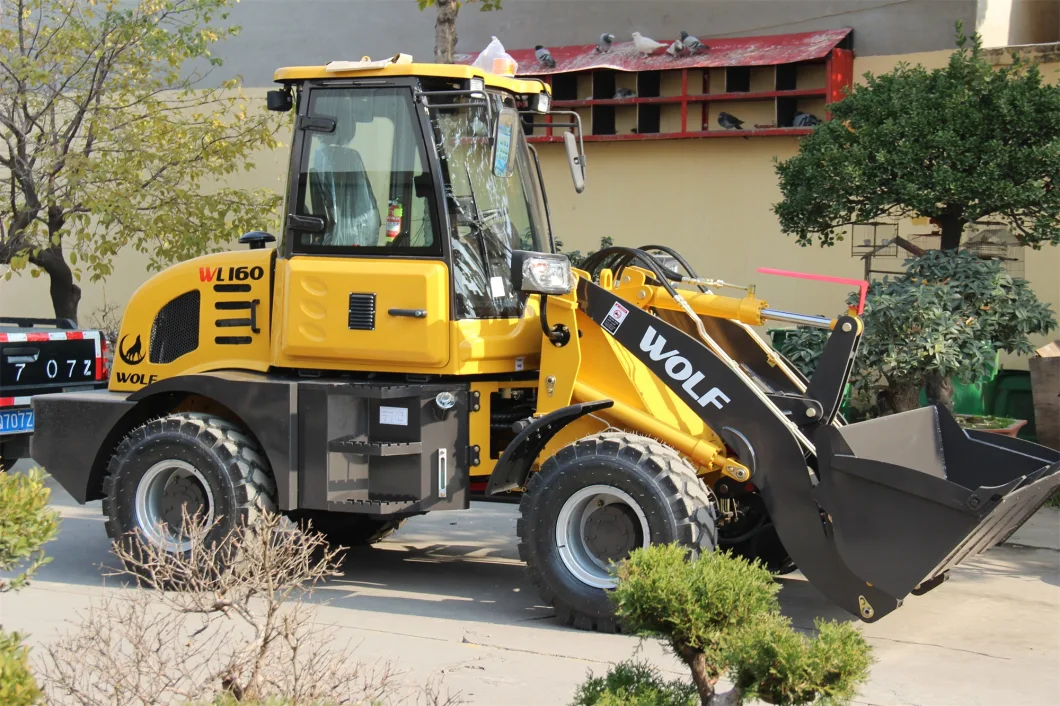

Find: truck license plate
<box><xmin>0</xmin><ymin>409</ymin><xmax>34</xmax><ymax>434</ymax></box>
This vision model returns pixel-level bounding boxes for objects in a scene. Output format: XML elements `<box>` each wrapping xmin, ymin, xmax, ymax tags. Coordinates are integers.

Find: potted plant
<box><xmin>955</xmin><ymin>415</ymin><xmax>1028</xmax><ymax>438</ymax></box>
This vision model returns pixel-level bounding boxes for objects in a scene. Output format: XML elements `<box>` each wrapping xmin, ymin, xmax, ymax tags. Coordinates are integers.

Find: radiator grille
<box><xmin>348</xmin><ymin>293</ymin><xmax>376</xmax><ymax>331</ymax></box>
<box><xmin>150</xmin><ymin>291</ymin><xmax>200</xmax><ymax>364</ymax></box>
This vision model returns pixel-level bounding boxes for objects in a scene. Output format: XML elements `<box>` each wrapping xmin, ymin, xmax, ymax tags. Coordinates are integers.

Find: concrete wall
<box><xmin>977</xmin><ymin>0</ymin><xmax>1060</xmax><ymax>47</ymax></box>
<box><xmin>211</xmin><ymin>0</ymin><xmax>978</xmax><ymax>87</ymax></box>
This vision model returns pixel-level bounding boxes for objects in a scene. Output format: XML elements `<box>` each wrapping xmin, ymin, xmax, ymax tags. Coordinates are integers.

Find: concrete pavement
<box><xmin>2</xmin><ymin>466</ymin><xmax>1058</xmax><ymax>705</ymax></box>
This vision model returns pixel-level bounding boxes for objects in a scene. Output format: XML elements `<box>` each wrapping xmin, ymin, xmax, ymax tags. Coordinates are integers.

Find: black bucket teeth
<box><xmin>815</xmin><ymin>405</ymin><xmax>1060</xmax><ymax>603</ymax></box>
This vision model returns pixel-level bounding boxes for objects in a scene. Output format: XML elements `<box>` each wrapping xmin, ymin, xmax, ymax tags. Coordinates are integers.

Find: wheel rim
<box><xmin>134</xmin><ymin>459</ymin><xmax>215</xmax><ymax>553</ymax></box>
<box><xmin>556</xmin><ymin>485</ymin><xmax>650</xmax><ymax>589</ymax></box>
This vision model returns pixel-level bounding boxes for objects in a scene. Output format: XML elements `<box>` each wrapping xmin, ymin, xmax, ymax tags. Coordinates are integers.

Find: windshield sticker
<box><xmin>493</xmin><ymin>121</ymin><xmax>512</xmax><ymax>177</ymax></box>
<box><xmin>490</xmin><ymin>275</ymin><xmax>506</xmax><ymax>298</ymax></box>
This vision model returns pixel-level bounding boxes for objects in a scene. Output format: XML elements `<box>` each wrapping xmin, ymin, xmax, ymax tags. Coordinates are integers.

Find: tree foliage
<box><xmin>0</xmin><ymin>468</ymin><xmax>60</xmax><ymax>706</ymax></box>
<box><xmin>772</xmin><ymin>251</ymin><xmax>1056</xmax><ymax>413</ymax></box>
<box><xmin>571</xmin><ymin>661</ymin><xmax>698</xmax><ymax>706</ymax></box>
<box><xmin>416</xmin><ymin>0</ymin><xmax>503</xmax><ymax>64</ymax></box>
<box><xmin>601</xmin><ymin>545</ymin><xmax>872</xmax><ymax>705</ymax></box>
<box><xmin>0</xmin><ymin>467</ymin><xmax>60</xmax><ymax>593</ymax></box>
<box><xmin>0</xmin><ymin>0</ymin><xmax>283</xmax><ymax>321</ymax></box>
<box><xmin>774</xmin><ymin>24</ymin><xmax>1060</xmax><ymax>251</ymax></box>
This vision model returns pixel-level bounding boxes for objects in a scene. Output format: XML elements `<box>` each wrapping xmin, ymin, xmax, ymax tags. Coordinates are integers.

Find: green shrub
<box><xmin>729</xmin><ymin>616</ymin><xmax>871</xmax><ymax>706</ymax></box>
<box><xmin>598</xmin><ymin>545</ymin><xmax>873</xmax><ymax>705</ymax></box>
<box><xmin>571</xmin><ymin>660</ymin><xmax>698</xmax><ymax>706</ymax></box>
<box><xmin>0</xmin><ymin>467</ymin><xmax>60</xmax><ymax>593</ymax></box>
<box><xmin>0</xmin><ymin>468</ymin><xmax>58</xmax><ymax>705</ymax></box>
<box><xmin>770</xmin><ymin>327</ymin><xmax>830</xmax><ymax>378</ymax></box>
<box><xmin>612</xmin><ymin>545</ymin><xmax>778</xmax><ymax>685</ymax></box>
<box><xmin>0</xmin><ymin>631</ymin><xmax>40</xmax><ymax>706</ymax></box>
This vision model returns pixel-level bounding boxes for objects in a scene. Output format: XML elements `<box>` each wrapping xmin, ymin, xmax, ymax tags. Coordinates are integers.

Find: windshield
<box><xmin>434</xmin><ymin>91</ymin><xmax>550</xmax><ymax>319</ymax></box>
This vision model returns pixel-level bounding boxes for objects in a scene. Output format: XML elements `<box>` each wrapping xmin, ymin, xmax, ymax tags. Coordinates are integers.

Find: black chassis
<box><xmin>32</xmin><ymin>370</ymin><xmax>472</xmax><ymax>516</ymax></box>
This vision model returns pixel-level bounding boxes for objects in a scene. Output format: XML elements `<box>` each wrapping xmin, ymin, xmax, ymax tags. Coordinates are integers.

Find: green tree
<box><xmin>0</xmin><ymin>468</ymin><xmax>61</xmax><ymax>706</ymax></box>
<box><xmin>597</xmin><ymin>545</ymin><xmax>872</xmax><ymax>706</ymax></box>
<box><xmin>0</xmin><ymin>0</ymin><xmax>282</xmax><ymax>322</ymax></box>
<box><xmin>772</xmin><ymin>252</ymin><xmax>1056</xmax><ymax>413</ymax></box>
<box><xmin>416</xmin><ymin>0</ymin><xmax>503</xmax><ymax>64</ymax></box>
<box><xmin>773</xmin><ymin>25</ymin><xmax>1060</xmax><ymax>252</ymax></box>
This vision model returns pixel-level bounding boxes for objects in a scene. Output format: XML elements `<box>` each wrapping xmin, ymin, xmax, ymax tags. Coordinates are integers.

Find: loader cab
<box><xmin>269</xmin><ymin>64</ymin><xmax>559</xmax><ymax>376</ymax></box>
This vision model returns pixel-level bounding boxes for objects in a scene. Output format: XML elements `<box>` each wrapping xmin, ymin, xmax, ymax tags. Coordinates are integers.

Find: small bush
<box><xmin>571</xmin><ymin>660</ymin><xmax>697</xmax><ymax>706</ymax></box>
<box><xmin>729</xmin><ymin>616</ymin><xmax>871</xmax><ymax>706</ymax></box>
<box><xmin>0</xmin><ymin>631</ymin><xmax>41</xmax><ymax>706</ymax></box>
<box><xmin>613</xmin><ymin>544</ymin><xmax>779</xmax><ymax>685</ymax></box>
<box><xmin>0</xmin><ymin>468</ymin><xmax>60</xmax><ymax>593</ymax></box>
<box><xmin>594</xmin><ymin>545</ymin><xmax>873</xmax><ymax>705</ymax></box>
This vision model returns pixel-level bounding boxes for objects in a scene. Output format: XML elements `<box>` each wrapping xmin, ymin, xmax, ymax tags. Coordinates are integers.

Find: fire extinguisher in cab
<box><xmin>386</xmin><ymin>200</ymin><xmax>403</xmax><ymax>242</ymax></box>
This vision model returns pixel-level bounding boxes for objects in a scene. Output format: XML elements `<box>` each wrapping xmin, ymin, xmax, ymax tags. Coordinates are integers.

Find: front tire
<box><xmin>518</xmin><ymin>432</ymin><xmax>717</xmax><ymax>632</ymax></box>
<box><xmin>102</xmin><ymin>413</ymin><xmax>277</xmax><ymax>568</ymax></box>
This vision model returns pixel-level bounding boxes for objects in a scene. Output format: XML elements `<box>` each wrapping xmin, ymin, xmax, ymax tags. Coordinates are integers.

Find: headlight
<box><xmin>511</xmin><ymin>251</ymin><xmax>573</xmax><ymax>295</ymax></box>
<box><xmin>534</xmin><ymin>91</ymin><xmax>551</xmax><ymax>114</ymax></box>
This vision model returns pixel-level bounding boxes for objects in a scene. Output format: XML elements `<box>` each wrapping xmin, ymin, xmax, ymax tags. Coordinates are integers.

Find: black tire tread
<box><xmin>102</xmin><ymin>412</ymin><xmax>277</xmax><ymax>543</ymax></box>
<box><xmin>517</xmin><ymin>431</ymin><xmax>717</xmax><ymax>633</ymax></box>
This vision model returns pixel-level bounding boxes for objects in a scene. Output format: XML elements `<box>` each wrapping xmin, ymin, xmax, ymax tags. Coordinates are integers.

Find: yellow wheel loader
<box><xmin>31</xmin><ymin>57</ymin><xmax>1060</xmax><ymax>631</ymax></box>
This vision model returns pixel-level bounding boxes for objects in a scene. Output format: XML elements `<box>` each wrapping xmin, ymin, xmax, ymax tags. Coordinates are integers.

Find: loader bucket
<box><xmin>815</xmin><ymin>405</ymin><xmax>1060</xmax><ymax>602</ymax></box>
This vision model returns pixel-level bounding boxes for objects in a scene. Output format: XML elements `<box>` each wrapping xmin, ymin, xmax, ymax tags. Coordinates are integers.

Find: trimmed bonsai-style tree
<box><xmin>579</xmin><ymin>544</ymin><xmax>872</xmax><ymax>706</ymax></box>
<box><xmin>774</xmin><ymin>252</ymin><xmax>1055</xmax><ymax>413</ymax></box>
<box><xmin>773</xmin><ymin>25</ymin><xmax>1060</xmax><ymax>252</ymax></box>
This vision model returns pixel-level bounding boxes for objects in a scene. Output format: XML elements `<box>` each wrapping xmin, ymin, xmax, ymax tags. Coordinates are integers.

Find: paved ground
<box><xmin>2</xmin><ymin>464</ymin><xmax>1059</xmax><ymax>706</ymax></box>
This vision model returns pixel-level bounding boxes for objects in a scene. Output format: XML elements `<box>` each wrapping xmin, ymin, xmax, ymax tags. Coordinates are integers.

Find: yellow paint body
<box><xmin>109</xmin><ymin>62</ymin><xmax>779</xmax><ymax>487</ymax></box>
<box><xmin>112</xmin><ymin>246</ymin><xmax>765</xmax><ymax>484</ymax></box>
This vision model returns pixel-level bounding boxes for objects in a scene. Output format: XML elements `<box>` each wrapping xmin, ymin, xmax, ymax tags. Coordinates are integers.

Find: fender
<box><xmin>486</xmin><ymin>400</ymin><xmax>613</xmax><ymax>495</ymax></box>
<box><xmin>129</xmin><ymin>371</ymin><xmax>297</xmax><ymax>509</ymax></box>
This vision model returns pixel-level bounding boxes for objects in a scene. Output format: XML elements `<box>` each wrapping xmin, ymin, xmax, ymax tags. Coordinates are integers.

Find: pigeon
<box><xmin>793</xmin><ymin>111</ymin><xmax>821</xmax><ymax>127</ymax></box>
<box><xmin>679</xmin><ymin>31</ymin><xmax>708</xmax><ymax>53</ymax></box>
<box><xmin>666</xmin><ymin>39</ymin><xmax>685</xmax><ymax>57</ymax></box>
<box><xmin>596</xmin><ymin>33</ymin><xmax>615</xmax><ymax>53</ymax></box>
<box><xmin>632</xmin><ymin>32</ymin><xmax>667</xmax><ymax>56</ymax></box>
<box><xmin>535</xmin><ymin>45</ymin><xmax>556</xmax><ymax>69</ymax></box>
<box><xmin>614</xmin><ymin>87</ymin><xmax>637</xmax><ymax>99</ymax></box>
<box><xmin>717</xmin><ymin>112</ymin><xmax>744</xmax><ymax>130</ymax></box>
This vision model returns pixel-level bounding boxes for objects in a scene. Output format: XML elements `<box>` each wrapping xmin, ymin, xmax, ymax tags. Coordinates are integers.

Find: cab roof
<box><xmin>273</xmin><ymin>61</ymin><xmax>550</xmax><ymax>96</ymax></box>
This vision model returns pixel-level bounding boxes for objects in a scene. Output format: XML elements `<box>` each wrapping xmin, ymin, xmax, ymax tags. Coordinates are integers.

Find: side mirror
<box><xmin>492</xmin><ymin>107</ymin><xmax>520</xmax><ymax>178</ymax></box>
<box><xmin>511</xmin><ymin>250</ymin><xmax>573</xmax><ymax>295</ymax></box>
<box><xmin>266</xmin><ymin>89</ymin><xmax>293</xmax><ymax>112</ymax></box>
<box><xmin>564</xmin><ymin>132</ymin><xmax>585</xmax><ymax>194</ymax></box>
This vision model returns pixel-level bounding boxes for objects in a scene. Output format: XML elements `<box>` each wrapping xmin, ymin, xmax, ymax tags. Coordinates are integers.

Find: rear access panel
<box><xmin>298</xmin><ymin>380</ymin><xmax>470</xmax><ymax>515</ymax></box>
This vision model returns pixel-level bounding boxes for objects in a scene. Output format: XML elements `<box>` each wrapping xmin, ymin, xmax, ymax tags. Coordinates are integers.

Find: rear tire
<box><xmin>518</xmin><ymin>432</ymin><xmax>717</xmax><ymax>633</ymax></box>
<box><xmin>102</xmin><ymin>413</ymin><xmax>277</xmax><ymax>571</ymax></box>
<box><xmin>289</xmin><ymin>510</ymin><xmax>407</xmax><ymax>547</ymax></box>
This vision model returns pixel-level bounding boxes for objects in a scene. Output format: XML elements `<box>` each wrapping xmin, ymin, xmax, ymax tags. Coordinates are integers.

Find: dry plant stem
<box><xmin>39</xmin><ymin>509</ymin><xmax>431</xmax><ymax>705</ymax></box>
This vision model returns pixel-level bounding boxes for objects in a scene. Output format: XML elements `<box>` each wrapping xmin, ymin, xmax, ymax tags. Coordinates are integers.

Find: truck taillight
<box><xmin>98</xmin><ymin>336</ymin><xmax>110</xmax><ymax>380</ymax></box>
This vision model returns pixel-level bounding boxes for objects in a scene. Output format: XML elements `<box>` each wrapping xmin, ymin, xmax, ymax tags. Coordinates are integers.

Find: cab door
<box><xmin>276</xmin><ymin>83</ymin><xmax>450</xmax><ymax>370</ymax></box>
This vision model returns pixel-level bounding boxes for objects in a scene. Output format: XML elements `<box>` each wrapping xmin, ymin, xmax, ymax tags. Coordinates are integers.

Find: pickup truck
<box><xmin>0</xmin><ymin>317</ymin><xmax>109</xmax><ymax>470</ymax></box>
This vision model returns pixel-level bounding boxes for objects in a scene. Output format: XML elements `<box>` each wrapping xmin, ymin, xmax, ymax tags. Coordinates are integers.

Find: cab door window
<box><xmin>292</xmin><ymin>87</ymin><xmax>439</xmax><ymax>255</ymax></box>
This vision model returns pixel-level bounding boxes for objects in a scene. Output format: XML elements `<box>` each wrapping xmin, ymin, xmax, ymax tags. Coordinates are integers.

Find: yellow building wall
<box><xmin>2</xmin><ymin>51</ymin><xmax>1057</xmax><ymax>370</ymax></box>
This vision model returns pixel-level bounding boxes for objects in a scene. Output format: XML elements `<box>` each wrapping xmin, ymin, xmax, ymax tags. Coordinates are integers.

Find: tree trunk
<box><xmin>32</xmin><ymin>246</ymin><xmax>81</xmax><ymax>324</ymax></box>
<box><xmin>937</xmin><ymin>214</ymin><xmax>965</xmax><ymax>251</ymax></box>
<box><xmin>889</xmin><ymin>379</ymin><xmax>922</xmax><ymax>413</ymax></box>
<box><xmin>678</xmin><ymin>647</ymin><xmax>716</xmax><ymax>706</ymax></box>
<box><xmin>925</xmin><ymin>373</ymin><xmax>954</xmax><ymax>410</ymax></box>
<box><xmin>434</xmin><ymin>0</ymin><xmax>460</xmax><ymax>63</ymax></box>
<box><xmin>30</xmin><ymin>211</ymin><xmax>81</xmax><ymax>324</ymax></box>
